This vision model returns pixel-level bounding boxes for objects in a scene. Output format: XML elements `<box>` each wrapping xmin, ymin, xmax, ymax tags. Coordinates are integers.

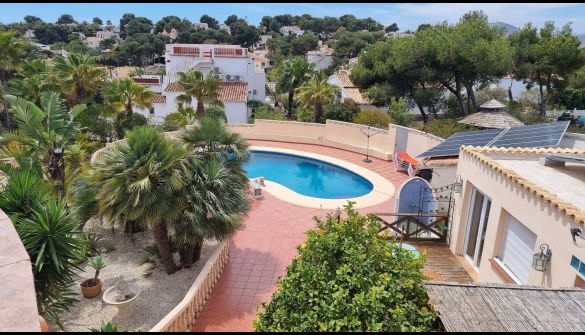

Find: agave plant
<box><xmin>89</xmin><ymin>321</ymin><xmax>121</xmax><ymax>332</ymax></box>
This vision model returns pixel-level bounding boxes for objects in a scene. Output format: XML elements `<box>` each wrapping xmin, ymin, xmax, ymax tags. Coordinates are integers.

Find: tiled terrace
<box><xmin>191</xmin><ymin>140</ymin><xmax>471</xmax><ymax>332</ymax></box>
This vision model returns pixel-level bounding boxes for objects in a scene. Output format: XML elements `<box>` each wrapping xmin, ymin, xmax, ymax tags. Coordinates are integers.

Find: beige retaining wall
<box><xmin>150</xmin><ymin>240</ymin><xmax>230</xmax><ymax>332</ymax></box>
<box><xmin>0</xmin><ymin>209</ymin><xmax>41</xmax><ymax>332</ymax></box>
<box><xmin>92</xmin><ymin>120</ymin><xmax>443</xmax><ymax>164</ymax></box>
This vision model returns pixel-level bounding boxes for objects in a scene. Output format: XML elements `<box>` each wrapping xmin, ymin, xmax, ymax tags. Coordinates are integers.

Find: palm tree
<box><xmin>295</xmin><ymin>72</ymin><xmax>340</xmax><ymax>123</ymax></box>
<box><xmin>104</xmin><ymin>78</ymin><xmax>156</xmax><ymax>118</ymax></box>
<box><xmin>2</xmin><ymin>92</ymin><xmax>85</xmax><ymax>197</ymax></box>
<box><xmin>180</xmin><ymin>116</ymin><xmax>250</xmax><ymax>176</ymax></box>
<box><xmin>8</xmin><ymin>60</ymin><xmax>59</xmax><ymax>105</ymax></box>
<box><xmin>276</xmin><ymin>57</ymin><xmax>315</xmax><ymax>118</ymax></box>
<box><xmin>177</xmin><ymin>69</ymin><xmax>223</xmax><ymax>118</ymax></box>
<box><xmin>173</xmin><ymin>158</ymin><xmax>250</xmax><ymax>267</ymax></box>
<box><xmin>175</xmin><ymin>117</ymin><xmax>250</xmax><ymax>267</ymax></box>
<box><xmin>77</xmin><ymin>126</ymin><xmax>190</xmax><ymax>274</ymax></box>
<box><xmin>0</xmin><ymin>32</ymin><xmax>26</xmax><ymax>130</ymax></box>
<box><xmin>53</xmin><ymin>53</ymin><xmax>107</xmax><ymax>104</ymax></box>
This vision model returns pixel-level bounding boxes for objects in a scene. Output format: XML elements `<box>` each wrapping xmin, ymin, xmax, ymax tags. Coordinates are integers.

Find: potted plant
<box><xmin>81</xmin><ymin>255</ymin><xmax>106</xmax><ymax>298</ymax></box>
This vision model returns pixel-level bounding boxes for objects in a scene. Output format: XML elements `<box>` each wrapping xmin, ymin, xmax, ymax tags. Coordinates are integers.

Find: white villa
<box><xmin>307</xmin><ymin>45</ymin><xmax>334</xmax><ymax>71</ymax></box>
<box><xmin>195</xmin><ymin>23</ymin><xmax>211</xmax><ymax>30</ymax></box>
<box><xmin>161</xmin><ymin>28</ymin><xmax>179</xmax><ymax>41</ymax></box>
<box><xmin>279</xmin><ymin>25</ymin><xmax>304</xmax><ymax>36</ymax></box>
<box><xmin>219</xmin><ymin>23</ymin><xmax>231</xmax><ymax>35</ymax></box>
<box><xmin>133</xmin><ymin>43</ymin><xmax>266</xmax><ymax>124</ymax></box>
<box><xmin>253</xmin><ymin>34</ymin><xmax>272</xmax><ymax>50</ymax></box>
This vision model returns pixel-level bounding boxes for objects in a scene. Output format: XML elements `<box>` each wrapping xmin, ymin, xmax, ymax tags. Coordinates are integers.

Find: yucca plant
<box><xmin>0</xmin><ymin>165</ymin><xmax>48</xmax><ymax>222</ymax></box>
<box><xmin>16</xmin><ymin>198</ymin><xmax>88</xmax><ymax>328</ymax></box>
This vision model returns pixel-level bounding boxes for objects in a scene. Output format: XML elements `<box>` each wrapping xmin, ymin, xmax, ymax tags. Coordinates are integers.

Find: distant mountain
<box><xmin>489</xmin><ymin>22</ymin><xmax>519</xmax><ymax>36</ymax></box>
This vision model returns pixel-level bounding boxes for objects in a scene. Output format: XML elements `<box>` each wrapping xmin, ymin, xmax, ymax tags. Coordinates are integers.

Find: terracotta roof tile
<box><xmin>461</xmin><ymin>146</ymin><xmax>585</xmax><ymax>225</ymax></box>
<box><xmin>165</xmin><ymin>82</ymin><xmax>248</xmax><ymax>102</ymax></box>
<box><xmin>218</xmin><ymin>82</ymin><xmax>248</xmax><ymax>102</ymax></box>
<box><xmin>334</xmin><ymin>70</ymin><xmax>355</xmax><ymax>88</ymax></box>
<box><xmin>164</xmin><ymin>82</ymin><xmax>184</xmax><ymax>92</ymax></box>
<box><xmin>146</xmin><ymin>94</ymin><xmax>166</xmax><ymax>104</ymax></box>
<box><xmin>345</xmin><ymin>88</ymin><xmax>370</xmax><ymax>105</ymax></box>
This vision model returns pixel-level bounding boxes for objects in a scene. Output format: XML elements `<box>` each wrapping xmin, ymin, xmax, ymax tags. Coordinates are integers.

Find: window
<box><xmin>149</xmin><ymin>107</ymin><xmax>155</xmax><ymax>115</ymax></box>
<box><xmin>500</xmin><ymin>214</ymin><xmax>537</xmax><ymax>284</ymax></box>
<box><xmin>570</xmin><ymin>255</ymin><xmax>585</xmax><ymax>278</ymax></box>
<box><xmin>463</xmin><ymin>187</ymin><xmax>491</xmax><ymax>269</ymax></box>
<box><xmin>253</xmin><ymin>89</ymin><xmax>257</xmax><ymax>95</ymax></box>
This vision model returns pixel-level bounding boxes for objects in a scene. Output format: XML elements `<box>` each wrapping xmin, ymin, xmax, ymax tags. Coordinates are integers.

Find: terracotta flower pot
<box><xmin>38</xmin><ymin>315</ymin><xmax>49</xmax><ymax>332</ymax></box>
<box><xmin>80</xmin><ymin>278</ymin><xmax>102</xmax><ymax>298</ymax></box>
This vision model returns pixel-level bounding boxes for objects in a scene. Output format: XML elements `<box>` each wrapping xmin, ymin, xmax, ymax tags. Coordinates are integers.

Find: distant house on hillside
<box><xmin>306</xmin><ymin>45</ymin><xmax>334</xmax><ymax>71</ymax></box>
<box><xmin>24</xmin><ymin>29</ymin><xmax>35</xmax><ymax>39</ymax></box>
<box><xmin>279</xmin><ymin>25</ymin><xmax>304</xmax><ymax>36</ymax></box>
<box><xmin>253</xmin><ymin>34</ymin><xmax>272</xmax><ymax>50</ymax></box>
<box><xmin>327</xmin><ymin>70</ymin><xmax>375</xmax><ymax>110</ymax></box>
<box><xmin>131</xmin><ymin>43</ymin><xmax>266</xmax><ymax>124</ymax></box>
<box><xmin>161</xmin><ymin>28</ymin><xmax>178</xmax><ymax>41</ymax></box>
<box><xmin>195</xmin><ymin>23</ymin><xmax>211</xmax><ymax>30</ymax></box>
<box><xmin>219</xmin><ymin>23</ymin><xmax>231</xmax><ymax>35</ymax></box>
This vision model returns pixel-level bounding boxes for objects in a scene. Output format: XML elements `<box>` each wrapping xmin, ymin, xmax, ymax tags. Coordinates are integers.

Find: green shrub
<box><xmin>163</xmin><ymin>112</ymin><xmax>188</xmax><ymax>131</ymax></box>
<box><xmin>204</xmin><ymin>106</ymin><xmax>227</xmax><ymax>122</ymax></box>
<box><xmin>115</xmin><ymin>113</ymin><xmax>148</xmax><ymax>138</ymax></box>
<box><xmin>353</xmin><ymin>109</ymin><xmax>391</xmax><ymax>129</ymax></box>
<box><xmin>418</xmin><ymin>118</ymin><xmax>476</xmax><ymax>139</ymax></box>
<box><xmin>388</xmin><ymin>97</ymin><xmax>415</xmax><ymax>126</ymax></box>
<box><xmin>90</xmin><ymin>321</ymin><xmax>121</xmax><ymax>332</ymax></box>
<box><xmin>254</xmin><ymin>202</ymin><xmax>438</xmax><ymax>332</ymax></box>
<box><xmin>252</xmin><ymin>106</ymin><xmax>286</xmax><ymax>121</ymax></box>
<box><xmin>295</xmin><ymin>107</ymin><xmax>314</xmax><ymax>122</ymax></box>
<box><xmin>323</xmin><ymin>99</ymin><xmax>360</xmax><ymax>123</ymax></box>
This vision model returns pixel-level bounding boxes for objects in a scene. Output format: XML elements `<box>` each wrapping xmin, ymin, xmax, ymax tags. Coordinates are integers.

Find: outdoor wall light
<box><xmin>571</xmin><ymin>227</ymin><xmax>584</xmax><ymax>242</ymax></box>
<box><xmin>451</xmin><ymin>176</ymin><xmax>462</xmax><ymax>194</ymax></box>
<box><xmin>532</xmin><ymin>244</ymin><xmax>552</xmax><ymax>272</ymax></box>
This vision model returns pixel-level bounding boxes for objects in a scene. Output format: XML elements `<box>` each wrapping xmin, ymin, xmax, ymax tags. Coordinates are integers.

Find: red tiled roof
<box><xmin>334</xmin><ymin>70</ymin><xmax>356</xmax><ymax>88</ymax></box>
<box><xmin>333</xmin><ymin>70</ymin><xmax>371</xmax><ymax>104</ymax></box>
<box><xmin>164</xmin><ymin>82</ymin><xmax>248</xmax><ymax>102</ymax></box>
<box><xmin>218</xmin><ymin>82</ymin><xmax>248</xmax><ymax>102</ymax></box>
<box><xmin>146</xmin><ymin>94</ymin><xmax>166</xmax><ymax>104</ymax></box>
<box><xmin>164</xmin><ymin>82</ymin><xmax>185</xmax><ymax>92</ymax></box>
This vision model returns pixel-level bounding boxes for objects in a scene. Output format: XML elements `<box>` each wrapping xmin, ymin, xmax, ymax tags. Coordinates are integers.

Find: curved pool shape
<box><xmin>244</xmin><ymin>151</ymin><xmax>374</xmax><ymax>199</ymax></box>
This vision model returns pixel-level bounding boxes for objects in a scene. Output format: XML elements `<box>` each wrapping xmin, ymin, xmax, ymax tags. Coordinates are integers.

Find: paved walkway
<box><xmin>192</xmin><ymin>141</ymin><xmax>408</xmax><ymax>332</ymax></box>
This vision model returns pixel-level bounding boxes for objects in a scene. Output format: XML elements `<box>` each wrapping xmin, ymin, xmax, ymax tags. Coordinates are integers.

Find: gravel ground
<box><xmin>53</xmin><ymin>224</ymin><xmax>219</xmax><ymax>332</ymax></box>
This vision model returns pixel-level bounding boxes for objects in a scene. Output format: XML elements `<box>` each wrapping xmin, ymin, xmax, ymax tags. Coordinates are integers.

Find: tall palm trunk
<box><xmin>313</xmin><ymin>104</ymin><xmax>323</xmax><ymax>123</ymax></box>
<box><xmin>196</xmin><ymin>98</ymin><xmax>205</xmax><ymax>117</ymax></box>
<box><xmin>287</xmin><ymin>90</ymin><xmax>294</xmax><ymax>118</ymax></box>
<box><xmin>77</xmin><ymin>83</ymin><xmax>86</xmax><ymax>104</ymax></box>
<box><xmin>152</xmin><ymin>219</ymin><xmax>178</xmax><ymax>274</ymax></box>
<box><xmin>48</xmin><ymin>150</ymin><xmax>65</xmax><ymax>199</ymax></box>
<box><xmin>179</xmin><ymin>245</ymin><xmax>195</xmax><ymax>268</ymax></box>
<box><xmin>126</xmin><ymin>102</ymin><xmax>133</xmax><ymax>118</ymax></box>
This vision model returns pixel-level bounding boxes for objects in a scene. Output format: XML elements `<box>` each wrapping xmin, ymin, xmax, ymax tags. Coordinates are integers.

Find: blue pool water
<box><xmin>243</xmin><ymin>151</ymin><xmax>373</xmax><ymax>199</ymax></box>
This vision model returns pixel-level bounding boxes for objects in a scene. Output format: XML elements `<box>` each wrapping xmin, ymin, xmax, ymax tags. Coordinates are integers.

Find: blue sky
<box><xmin>2</xmin><ymin>3</ymin><xmax>585</xmax><ymax>34</ymax></box>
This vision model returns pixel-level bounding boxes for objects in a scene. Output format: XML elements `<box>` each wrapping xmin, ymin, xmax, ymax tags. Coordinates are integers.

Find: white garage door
<box><xmin>500</xmin><ymin>214</ymin><xmax>537</xmax><ymax>284</ymax></box>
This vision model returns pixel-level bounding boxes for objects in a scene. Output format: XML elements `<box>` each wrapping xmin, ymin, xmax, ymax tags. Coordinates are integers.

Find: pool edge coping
<box><xmin>249</xmin><ymin>146</ymin><xmax>396</xmax><ymax>209</ymax></box>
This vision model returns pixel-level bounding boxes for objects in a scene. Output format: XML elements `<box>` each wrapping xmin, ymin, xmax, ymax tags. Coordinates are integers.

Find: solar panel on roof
<box><xmin>416</xmin><ymin>121</ymin><xmax>570</xmax><ymax>159</ymax></box>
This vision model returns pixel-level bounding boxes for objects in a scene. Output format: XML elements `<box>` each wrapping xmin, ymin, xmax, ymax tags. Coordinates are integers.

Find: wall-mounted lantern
<box><xmin>532</xmin><ymin>244</ymin><xmax>552</xmax><ymax>272</ymax></box>
<box><xmin>451</xmin><ymin>176</ymin><xmax>462</xmax><ymax>194</ymax></box>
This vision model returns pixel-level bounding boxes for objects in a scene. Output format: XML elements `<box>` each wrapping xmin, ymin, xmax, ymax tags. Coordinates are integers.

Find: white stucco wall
<box><xmin>224</xmin><ymin>102</ymin><xmax>249</xmax><ymax>124</ymax></box>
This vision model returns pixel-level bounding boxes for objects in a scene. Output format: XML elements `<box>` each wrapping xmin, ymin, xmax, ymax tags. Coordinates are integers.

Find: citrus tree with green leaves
<box><xmin>254</xmin><ymin>202</ymin><xmax>438</xmax><ymax>332</ymax></box>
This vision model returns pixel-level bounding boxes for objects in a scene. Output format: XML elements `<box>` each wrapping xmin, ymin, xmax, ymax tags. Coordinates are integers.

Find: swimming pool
<box><xmin>244</xmin><ymin>150</ymin><xmax>374</xmax><ymax>199</ymax></box>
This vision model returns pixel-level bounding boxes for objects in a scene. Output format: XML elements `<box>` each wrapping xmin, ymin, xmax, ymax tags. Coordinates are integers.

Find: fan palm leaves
<box><xmin>2</xmin><ymin>92</ymin><xmax>85</xmax><ymax>197</ymax></box>
<box><xmin>53</xmin><ymin>53</ymin><xmax>107</xmax><ymax>104</ymax></box>
<box><xmin>177</xmin><ymin>69</ymin><xmax>223</xmax><ymax>117</ymax></box>
<box><xmin>104</xmin><ymin>78</ymin><xmax>156</xmax><ymax>118</ymax></box>
<box><xmin>276</xmin><ymin>57</ymin><xmax>315</xmax><ymax>118</ymax></box>
<box><xmin>295</xmin><ymin>71</ymin><xmax>340</xmax><ymax>123</ymax></box>
<box><xmin>7</xmin><ymin>60</ymin><xmax>59</xmax><ymax>105</ymax></box>
<box><xmin>77</xmin><ymin>126</ymin><xmax>191</xmax><ymax>274</ymax></box>
<box><xmin>173</xmin><ymin>158</ymin><xmax>250</xmax><ymax>267</ymax></box>
<box><xmin>0</xmin><ymin>32</ymin><xmax>26</xmax><ymax>130</ymax></box>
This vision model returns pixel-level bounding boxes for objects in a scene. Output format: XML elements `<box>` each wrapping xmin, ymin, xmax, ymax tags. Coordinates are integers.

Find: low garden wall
<box><xmin>0</xmin><ymin>209</ymin><xmax>41</xmax><ymax>332</ymax></box>
<box><xmin>149</xmin><ymin>240</ymin><xmax>230</xmax><ymax>332</ymax></box>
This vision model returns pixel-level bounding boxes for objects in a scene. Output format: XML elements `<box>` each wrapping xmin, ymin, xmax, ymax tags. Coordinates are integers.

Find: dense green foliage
<box><xmin>353</xmin><ymin>109</ymin><xmax>391</xmax><ymax>129</ymax></box>
<box><xmin>254</xmin><ymin>203</ymin><xmax>437</xmax><ymax>332</ymax></box>
<box><xmin>252</xmin><ymin>106</ymin><xmax>286</xmax><ymax>121</ymax></box>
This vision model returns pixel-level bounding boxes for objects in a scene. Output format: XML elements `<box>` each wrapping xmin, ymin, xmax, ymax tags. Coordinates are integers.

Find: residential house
<box><xmin>32</xmin><ymin>43</ymin><xmax>50</xmax><ymax>51</ymax></box>
<box><xmin>161</xmin><ymin>28</ymin><xmax>179</xmax><ymax>41</ymax></box>
<box><xmin>279</xmin><ymin>25</ymin><xmax>304</xmax><ymax>36</ymax></box>
<box><xmin>448</xmin><ymin>146</ymin><xmax>585</xmax><ymax>289</ymax></box>
<box><xmin>253</xmin><ymin>34</ymin><xmax>272</xmax><ymax>50</ymax></box>
<box><xmin>306</xmin><ymin>44</ymin><xmax>334</xmax><ymax>71</ymax></box>
<box><xmin>134</xmin><ymin>43</ymin><xmax>266</xmax><ymax>124</ymax></box>
<box><xmin>96</xmin><ymin>30</ymin><xmax>120</xmax><ymax>40</ymax></box>
<box><xmin>327</xmin><ymin>70</ymin><xmax>375</xmax><ymax>110</ymax></box>
<box><xmin>252</xmin><ymin>50</ymin><xmax>272</xmax><ymax>71</ymax></box>
<box><xmin>195</xmin><ymin>23</ymin><xmax>211</xmax><ymax>30</ymax></box>
<box><xmin>219</xmin><ymin>23</ymin><xmax>231</xmax><ymax>35</ymax></box>
<box><xmin>24</xmin><ymin>29</ymin><xmax>35</xmax><ymax>39</ymax></box>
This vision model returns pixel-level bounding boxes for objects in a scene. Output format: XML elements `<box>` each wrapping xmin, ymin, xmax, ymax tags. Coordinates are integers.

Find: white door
<box><xmin>500</xmin><ymin>214</ymin><xmax>537</xmax><ymax>284</ymax></box>
<box><xmin>463</xmin><ymin>187</ymin><xmax>492</xmax><ymax>269</ymax></box>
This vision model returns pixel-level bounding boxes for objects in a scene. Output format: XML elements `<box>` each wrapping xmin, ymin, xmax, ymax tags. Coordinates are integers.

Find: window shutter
<box><xmin>501</xmin><ymin>215</ymin><xmax>537</xmax><ymax>284</ymax></box>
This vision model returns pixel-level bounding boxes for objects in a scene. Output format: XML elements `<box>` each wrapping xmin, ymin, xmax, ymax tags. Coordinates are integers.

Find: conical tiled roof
<box><xmin>480</xmin><ymin>99</ymin><xmax>507</xmax><ymax>109</ymax></box>
<box><xmin>458</xmin><ymin>111</ymin><xmax>525</xmax><ymax>129</ymax></box>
